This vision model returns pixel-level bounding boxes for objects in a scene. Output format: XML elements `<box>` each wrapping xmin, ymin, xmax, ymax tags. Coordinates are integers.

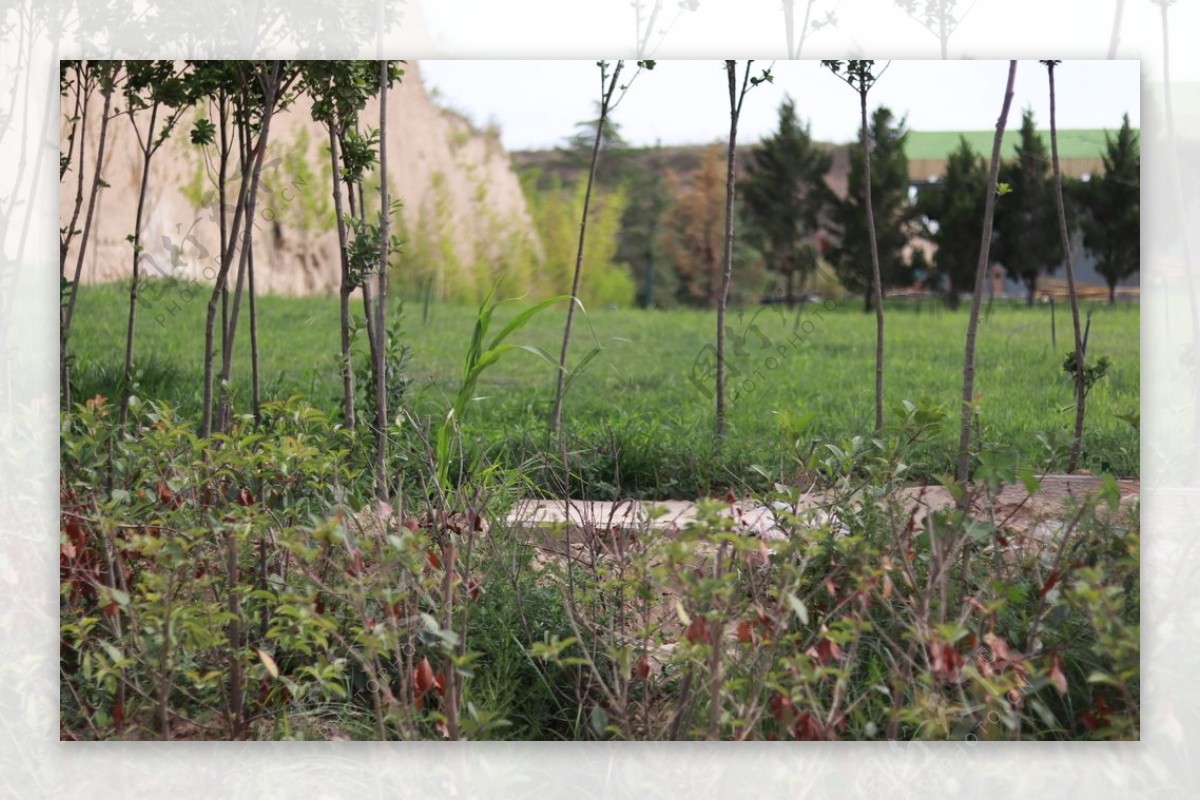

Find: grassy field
<box><xmin>70</xmin><ymin>280</ymin><xmax>1140</xmax><ymax>497</ymax></box>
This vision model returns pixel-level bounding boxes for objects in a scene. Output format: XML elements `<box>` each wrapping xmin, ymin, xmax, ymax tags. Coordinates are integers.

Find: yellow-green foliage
<box><xmin>262</xmin><ymin>127</ymin><xmax>336</xmax><ymax>234</ymax></box>
<box><xmin>390</xmin><ymin>167</ymin><xmax>633</xmax><ymax>307</ymax></box>
<box><xmin>523</xmin><ymin>174</ymin><xmax>635</xmax><ymax>308</ymax></box>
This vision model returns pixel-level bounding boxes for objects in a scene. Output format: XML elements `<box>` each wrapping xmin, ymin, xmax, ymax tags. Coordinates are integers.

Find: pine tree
<box><xmin>741</xmin><ymin>97</ymin><xmax>834</xmax><ymax>307</ymax></box>
<box><xmin>917</xmin><ymin>136</ymin><xmax>987</xmax><ymax>308</ymax></box>
<box><xmin>1076</xmin><ymin>112</ymin><xmax>1139</xmax><ymax>304</ymax></box>
<box><xmin>993</xmin><ymin>109</ymin><xmax>1061</xmax><ymax>304</ymax></box>
<box><xmin>830</xmin><ymin>105</ymin><xmax>916</xmax><ymax>312</ymax></box>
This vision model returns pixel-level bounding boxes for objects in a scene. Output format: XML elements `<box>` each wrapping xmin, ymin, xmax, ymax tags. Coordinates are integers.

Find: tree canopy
<box><xmin>993</xmin><ymin>109</ymin><xmax>1062</xmax><ymax>304</ymax></box>
<box><xmin>741</xmin><ymin>97</ymin><xmax>834</xmax><ymax>306</ymax></box>
<box><xmin>829</xmin><ymin>105</ymin><xmax>916</xmax><ymax>311</ymax></box>
<box><xmin>1075</xmin><ymin>112</ymin><xmax>1139</xmax><ymax>303</ymax></box>
<box><xmin>917</xmin><ymin>135</ymin><xmax>988</xmax><ymax>307</ymax></box>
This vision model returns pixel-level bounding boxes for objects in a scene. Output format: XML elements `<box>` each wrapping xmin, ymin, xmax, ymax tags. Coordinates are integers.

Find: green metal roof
<box><xmin>905</xmin><ymin>128</ymin><xmax>1133</xmax><ymax>161</ymax></box>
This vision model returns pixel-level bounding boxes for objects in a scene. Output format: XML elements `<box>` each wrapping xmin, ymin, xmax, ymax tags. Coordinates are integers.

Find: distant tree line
<box><xmin>522</xmin><ymin>99</ymin><xmax>1139</xmax><ymax>310</ymax></box>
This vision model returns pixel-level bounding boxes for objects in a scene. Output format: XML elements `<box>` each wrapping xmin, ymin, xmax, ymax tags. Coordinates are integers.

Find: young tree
<box><xmin>956</xmin><ymin>61</ymin><xmax>1018</xmax><ymax>489</ymax></box>
<box><xmin>199</xmin><ymin>61</ymin><xmax>300</xmax><ymax>437</ymax></box>
<box><xmin>741</xmin><ymin>97</ymin><xmax>834</xmax><ymax>308</ymax></box>
<box><xmin>550</xmin><ymin>59</ymin><xmax>652</xmax><ymax>435</ymax></box>
<box><xmin>373</xmin><ymin>58</ymin><xmax>392</xmax><ymax>502</ymax></box>
<box><xmin>824</xmin><ymin>61</ymin><xmax>898</xmax><ymax>435</ymax></box>
<box><xmin>215</xmin><ymin>62</ymin><xmax>305</xmax><ymax>434</ymax></box>
<box><xmin>1044</xmin><ymin>60</ymin><xmax>1087</xmax><ymax>473</ymax></box>
<box><xmin>117</xmin><ymin>61</ymin><xmax>192</xmax><ymax>434</ymax></box>
<box><xmin>302</xmin><ymin>61</ymin><xmax>388</xmax><ymax>430</ymax></box>
<box><xmin>1075</xmin><ymin>113</ymin><xmax>1139</xmax><ymax>304</ymax></box>
<box><xmin>992</xmin><ymin>109</ymin><xmax>1061</xmax><ymax>305</ymax></box>
<box><xmin>829</xmin><ymin>106</ymin><xmax>915</xmax><ymax>313</ymax></box>
<box><xmin>60</xmin><ymin>60</ymin><xmax>119</xmax><ymax>409</ymax></box>
<box><xmin>916</xmin><ymin>136</ymin><xmax>988</xmax><ymax>308</ymax></box>
<box><xmin>714</xmin><ymin>60</ymin><xmax>771</xmax><ymax>446</ymax></box>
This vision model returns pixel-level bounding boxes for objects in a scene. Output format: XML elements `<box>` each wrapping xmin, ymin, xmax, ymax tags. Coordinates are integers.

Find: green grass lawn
<box><xmin>69</xmin><ymin>281</ymin><xmax>1140</xmax><ymax>497</ymax></box>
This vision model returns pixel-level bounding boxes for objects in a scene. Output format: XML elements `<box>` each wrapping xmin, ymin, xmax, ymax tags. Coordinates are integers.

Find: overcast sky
<box><xmin>419</xmin><ymin>60</ymin><xmax>1140</xmax><ymax>152</ymax></box>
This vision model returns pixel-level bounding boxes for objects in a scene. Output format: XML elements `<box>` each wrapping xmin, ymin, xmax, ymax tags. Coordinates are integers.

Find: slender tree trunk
<box><xmin>859</xmin><ymin>87</ymin><xmax>886</xmax><ymax>435</ymax></box>
<box><xmin>218</xmin><ymin>116</ymin><xmax>255</xmax><ymax>432</ymax></box>
<box><xmin>956</xmin><ymin>61</ymin><xmax>1018</xmax><ymax>490</ymax></box>
<box><xmin>60</xmin><ymin>64</ymin><xmax>88</xmax><ymax>272</ymax></box>
<box><xmin>219</xmin><ymin>83</ymin><xmax>280</xmax><ymax>432</ymax></box>
<box><xmin>1046</xmin><ymin>62</ymin><xmax>1087</xmax><ymax>472</ymax></box>
<box><xmin>61</xmin><ymin>80</ymin><xmax>113</xmax><ymax>409</ymax></box>
<box><xmin>329</xmin><ymin>123</ymin><xmax>356</xmax><ymax>429</ymax></box>
<box><xmin>551</xmin><ymin>61</ymin><xmax>624</xmax><ymax>434</ymax></box>
<box><xmin>374</xmin><ymin>60</ymin><xmax>391</xmax><ymax>502</ymax></box>
<box><xmin>218</xmin><ymin>95</ymin><xmax>231</xmax><ymax>378</ymax></box>
<box><xmin>118</xmin><ymin>101</ymin><xmax>160</xmax><ymax>435</ymax></box>
<box><xmin>247</xmin><ymin>226</ymin><xmax>261</xmax><ymax>426</ymax></box>
<box><xmin>202</xmin><ymin>82</ymin><xmax>263</xmax><ymax>437</ymax></box>
<box><xmin>716</xmin><ymin>61</ymin><xmax>749</xmax><ymax>443</ymax></box>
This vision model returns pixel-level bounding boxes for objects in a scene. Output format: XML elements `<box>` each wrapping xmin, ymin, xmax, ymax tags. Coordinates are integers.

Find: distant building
<box><xmin>904</xmin><ymin>127</ymin><xmax>1140</xmax><ymax>296</ymax></box>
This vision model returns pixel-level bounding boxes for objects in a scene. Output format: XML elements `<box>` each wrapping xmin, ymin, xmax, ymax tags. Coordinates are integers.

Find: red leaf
<box><xmin>736</xmin><ymin>619</ymin><xmax>754</xmax><ymax>644</ymax></box>
<box><xmin>236</xmin><ymin>487</ymin><xmax>255</xmax><ymax>506</ymax></box>
<box><xmin>792</xmin><ymin>711</ymin><xmax>824</xmax><ymax>741</ymax></box>
<box><xmin>1039</xmin><ymin>569</ymin><xmax>1062</xmax><ymax>598</ymax></box>
<box><xmin>724</xmin><ymin>489</ymin><xmax>737</xmax><ymax>505</ymax></box>
<box><xmin>633</xmin><ymin>655</ymin><xmax>650</xmax><ymax>681</ymax></box>
<box><xmin>467</xmin><ymin>576</ymin><xmax>482</xmax><ymax>601</ymax></box>
<box><xmin>982</xmin><ymin>632</ymin><xmax>1013</xmax><ymax>664</ymax></box>
<box><xmin>770</xmin><ymin>692</ymin><xmax>796</xmax><ymax>725</ymax></box>
<box><xmin>684</xmin><ymin>616</ymin><xmax>712</xmax><ymax>645</ymax></box>
<box><xmin>156</xmin><ymin>481</ymin><xmax>182</xmax><ymax>509</ymax></box>
<box><xmin>427</xmin><ymin>549</ymin><xmax>442</xmax><ymax>570</ymax></box>
<box><xmin>414</xmin><ymin>657</ymin><xmax>436</xmax><ymax>693</ymax></box>
<box><xmin>1047</xmin><ymin>653</ymin><xmax>1067</xmax><ymax>694</ymax></box>
<box><xmin>403</xmin><ymin>518</ymin><xmax>421</xmax><ymax>532</ymax></box>
<box><xmin>929</xmin><ymin>639</ymin><xmax>964</xmax><ymax>684</ymax></box>
<box><xmin>806</xmin><ymin>637</ymin><xmax>844</xmax><ymax>666</ymax></box>
<box><xmin>64</xmin><ymin>518</ymin><xmax>87</xmax><ymax>551</ymax></box>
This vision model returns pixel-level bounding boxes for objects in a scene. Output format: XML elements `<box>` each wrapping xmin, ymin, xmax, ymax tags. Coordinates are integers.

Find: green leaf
<box><xmin>589</xmin><ymin>704</ymin><xmax>609</xmax><ymax>737</ymax></box>
<box><xmin>786</xmin><ymin>592</ymin><xmax>809</xmax><ymax>626</ymax></box>
<box><xmin>100</xmin><ymin>641</ymin><xmax>123</xmax><ymax>665</ymax></box>
<box><xmin>562</xmin><ymin>346</ymin><xmax>602</xmax><ymax>396</ymax></box>
<box><xmin>257</xmin><ymin>649</ymin><xmax>280</xmax><ymax>679</ymax></box>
